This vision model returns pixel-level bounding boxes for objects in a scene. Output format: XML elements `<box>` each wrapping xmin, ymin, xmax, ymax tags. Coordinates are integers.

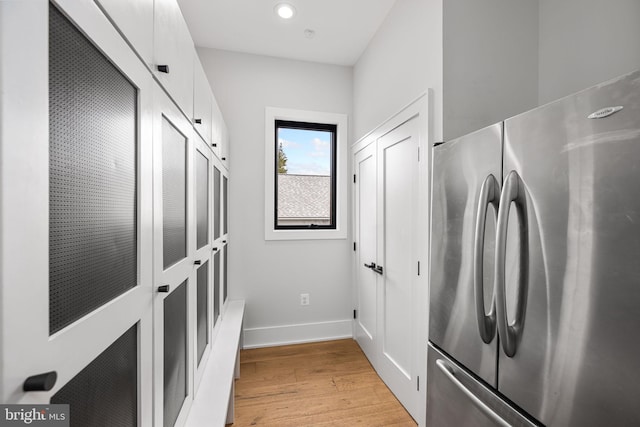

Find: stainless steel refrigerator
<box><xmin>428</xmin><ymin>69</ymin><xmax>640</xmax><ymax>426</ymax></box>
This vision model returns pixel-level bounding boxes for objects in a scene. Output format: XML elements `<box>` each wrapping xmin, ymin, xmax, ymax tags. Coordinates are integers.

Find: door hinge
<box><xmin>353</xmin><ymin>309</ymin><xmax>357</xmax><ymax>319</ymax></box>
<box><xmin>353</xmin><ymin>242</ymin><xmax>356</xmax><ymax>251</ymax></box>
<box><xmin>417</xmin><ymin>261</ymin><xmax>420</xmax><ymax>276</ymax></box>
<box><xmin>417</xmin><ymin>376</ymin><xmax>420</xmax><ymax>391</ymax></box>
<box><xmin>353</xmin><ymin>174</ymin><xmax>356</xmax><ymax>183</ymax></box>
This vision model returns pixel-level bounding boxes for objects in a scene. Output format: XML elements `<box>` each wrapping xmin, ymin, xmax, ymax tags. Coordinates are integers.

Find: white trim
<box><xmin>264</xmin><ymin>107</ymin><xmax>348</xmax><ymax>241</ymax></box>
<box><xmin>243</xmin><ymin>319</ymin><xmax>353</xmax><ymax>349</ymax></box>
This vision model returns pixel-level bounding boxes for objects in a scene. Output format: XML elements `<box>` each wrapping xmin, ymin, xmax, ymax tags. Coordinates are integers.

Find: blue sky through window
<box><xmin>278</xmin><ymin>128</ymin><xmax>332</xmax><ymax>176</ymax></box>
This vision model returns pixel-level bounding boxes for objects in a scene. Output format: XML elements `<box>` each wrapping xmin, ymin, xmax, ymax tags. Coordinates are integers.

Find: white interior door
<box><xmin>376</xmin><ymin>116</ymin><xmax>420</xmax><ymax>420</ymax></box>
<box><xmin>354</xmin><ymin>143</ymin><xmax>378</xmax><ymax>363</ymax></box>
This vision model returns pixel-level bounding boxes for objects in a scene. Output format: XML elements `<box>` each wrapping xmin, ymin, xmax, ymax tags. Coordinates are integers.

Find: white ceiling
<box><xmin>177</xmin><ymin>0</ymin><xmax>397</xmax><ymax>66</ymax></box>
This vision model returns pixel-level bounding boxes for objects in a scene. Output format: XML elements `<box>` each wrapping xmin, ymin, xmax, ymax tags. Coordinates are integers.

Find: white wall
<box><xmin>538</xmin><ymin>0</ymin><xmax>640</xmax><ymax>104</ymax></box>
<box><xmin>197</xmin><ymin>48</ymin><xmax>353</xmax><ymax>348</ymax></box>
<box><xmin>444</xmin><ymin>0</ymin><xmax>539</xmax><ymax>141</ymax></box>
<box><xmin>353</xmin><ymin>0</ymin><xmax>441</xmax><ymax>142</ymax></box>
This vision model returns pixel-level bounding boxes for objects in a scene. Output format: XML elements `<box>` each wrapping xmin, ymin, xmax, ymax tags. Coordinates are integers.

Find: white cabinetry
<box><xmin>153</xmin><ymin>0</ymin><xmax>195</xmax><ymax>119</ymax></box>
<box><xmin>0</xmin><ymin>1</ymin><xmax>231</xmax><ymax>424</ymax></box>
<box><xmin>95</xmin><ymin>0</ymin><xmax>154</xmax><ymax>65</ymax></box>
<box><xmin>193</xmin><ymin>57</ymin><xmax>214</xmax><ymax>145</ymax></box>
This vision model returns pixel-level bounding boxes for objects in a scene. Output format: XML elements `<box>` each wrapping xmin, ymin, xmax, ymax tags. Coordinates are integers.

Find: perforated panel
<box><xmin>49</xmin><ymin>6</ymin><xmax>138</xmax><ymax>335</ymax></box>
<box><xmin>223</xmin><ymin>246</ymin><xmax>228</xmax><ymax>302</ymax></box>
<box><xmin>214</xmin><ymin>167</ymin><xmax>221</xmax><ymax>240</ymax></box>
<box><xmin>197</xmin><ymin>262</ymin><xmax>209</xmax><ymax>366</ymax></box>
<box><xmin>164</xmin><ymin>281</ymin><xmax>187</xmax><ymax>427</ymax></box>
<box><xmin>51</xmin><ymin>324</ymin><xmax>137</xmax><ymax>426</ymax></box>
<box><xmin>196</xmin><ymin>150</ymin><xmax>209</xmax><ymax>249</ymax></box>
<box><xmin>223</xmin><ymin>176</ymin><xmax>228</xmax><ymax>235</ymax></box>
<box><xmin>213</xmin><ymin>252</ymin><xmax>220</xmax><ymax>325</ymax></box>
<box><xmin>162</xmin><ymin>118</ymin><xmax>187</xmax><ymax>269</ymax></box>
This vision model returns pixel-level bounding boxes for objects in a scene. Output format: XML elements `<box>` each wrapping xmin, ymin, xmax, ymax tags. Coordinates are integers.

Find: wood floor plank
<box><xmin>226</xmin><ymin>339</ymin><xmax>416</xmax><ymax>426</ymax></box>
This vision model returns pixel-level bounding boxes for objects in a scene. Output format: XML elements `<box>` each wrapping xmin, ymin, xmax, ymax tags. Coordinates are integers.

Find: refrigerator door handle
<box><xmin>436</xmin><ymin>359</ymin><xmax>511</xmax><ymax>427</ymax></box>
<box><xmin>474</xmin><ymin>174</ymin><xmax>500</xmax><ymax>344</ymax></box>
<box><xmin>495</xmin><ymin>170</ymin><xmax>529</xmax><ymax>358</ymax></box>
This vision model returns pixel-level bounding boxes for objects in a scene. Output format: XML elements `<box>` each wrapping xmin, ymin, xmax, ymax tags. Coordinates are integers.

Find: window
<box><xmin>265</xmin><ymin>107</ymin><xmax>347</xmax><ymax>240</ymax></box>
<box><xmin>275</xmin><ymin>120</ymin><xmax>337</xmax><ymax>230</ymax></box>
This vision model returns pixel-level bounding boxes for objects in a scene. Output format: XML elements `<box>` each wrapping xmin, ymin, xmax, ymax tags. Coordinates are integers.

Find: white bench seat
<box><xmin>186</xmin><ymin>300</ymin><xmax>245</xmax><ymax>427</ymax></box>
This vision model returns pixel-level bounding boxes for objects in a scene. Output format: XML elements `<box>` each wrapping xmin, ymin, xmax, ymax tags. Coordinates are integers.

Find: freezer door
<box><xmin>427</xmin><ymin>343</ymin><xmax>537</xmax><ymax>427</ymax></box>
<box><xmin>429</xmin><ymin>124</ymin><xmax>502</xmax><ymax>386</ymax></box>
<box><xmin>499</xmin><ymin>69</ymin><xmax>640</xmax><ymax>426</ymax></box>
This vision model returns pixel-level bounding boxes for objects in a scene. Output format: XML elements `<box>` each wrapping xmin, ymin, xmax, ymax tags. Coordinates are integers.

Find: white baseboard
<box><xmin>243</xmin><ymin>319</ymin><xmax>353</xmax><ymax>349</ymax></box>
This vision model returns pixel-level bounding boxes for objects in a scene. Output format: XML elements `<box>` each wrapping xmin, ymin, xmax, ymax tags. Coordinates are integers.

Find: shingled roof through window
<box><xmin>277</xmin><ymin>174</ymin><xmax>331</xmax><ymax>220</ymax></box>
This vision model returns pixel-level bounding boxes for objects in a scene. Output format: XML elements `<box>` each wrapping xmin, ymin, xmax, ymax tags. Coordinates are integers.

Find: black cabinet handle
<box><xmin>212</xmin><ymin>143</ymin><xmax>217</xmax><ymax>147</ymax></box>
<box><xmin>194</xmin><ymin>118</ymin><xmax>202</xmax><ymax>124</ymax></box>
<box><xmin>157</xmin><ymin>64</ymin><xmax>169</xmax><ymax>73</ymax></box>
<box><xmin>374</xmin><ymin>265</ymin><xmax>384</xmax><ymax>275</ymax></box>
<box><xmin>158</xmin><ymin>285</ymin><xmax>170</xmax><ymax>293</ymax></box>
<box><xmin>222</xmin><ymin>240</ymin><xmax>227</xmax><ymax>244</ymax></box>
<box><xmin>364</xmin><ymin>262</ymin><xmax>376</xmax><ymax>269</ymax></box>
<box><xmin>221</xmin><ymin>157</ymin><xmax>226</xmax><ymax>161</ymax></box>
<box><xmin>194</xmin><ymin>260</ymin><xmax>201</xmax><ymax>265</ymax></box>
<box><xmin>212</xmin><ymin>247</ymin><xmax>218</xmax><ymax>252</ymax></box>
<box><xmin>24</xmin><ymin>371</ymin><xmax>57</xmax><ymax>392</ymax></box>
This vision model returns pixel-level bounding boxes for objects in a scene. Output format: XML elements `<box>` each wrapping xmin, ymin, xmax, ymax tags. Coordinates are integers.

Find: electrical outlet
<box><xmin>300</xmin><ymin>293</ymin><xmax>310</xmax><ymax>306</ymax></box>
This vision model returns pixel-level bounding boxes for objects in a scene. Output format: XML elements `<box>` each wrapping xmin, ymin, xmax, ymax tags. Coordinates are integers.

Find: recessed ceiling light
<box><xmin>275</xmin><ymin>3</ymin><xmax>296</xmax><ymax>19</ymax></box>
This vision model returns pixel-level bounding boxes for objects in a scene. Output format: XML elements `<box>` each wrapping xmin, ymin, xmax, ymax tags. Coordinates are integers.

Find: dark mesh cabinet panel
<box><xmin>196</xmin><ymin>151</ymin><xmax>209</xmax><ymax>249</ymax></box>
<box><xmin>164</xmin><ymin>281</ymin><xmax>187</xmax><ymax>427</ymax></box>
<box><xmin>51</xmin><ymin>325</ymin><xmax>137</xmax><ymax>427</ymax></box>
<box><xmin>49</xmin><ymin>6</ymin><xmax>137</xmax><ymax>334</ymax></box>
<box><xmin>213</xmin><ymin>251</ymin><xmax>220</xmax><ymax>325</ymax></box>
<box><xmin>214</xmin><ymin>167</ymin><xmax>221</xmax><ymax>240</ymax></box>
<box><xmin>162</xmin><ymin>118</ymin><xmax>187</xmax><ymax>269</ymax></box>
<box><xmin>196</xmin><ymin>262</ymin><xmax>209</xmax><ymax>365</ymax></box>
<box><xmin>223</xmin><ymin>246</ymin><xmax>228</xmax><ymax>302</ymax></box>
<box><xmin>223</xmin><ymin>176</ymin><xmax>228</xmax><ymax>235</ymax></box>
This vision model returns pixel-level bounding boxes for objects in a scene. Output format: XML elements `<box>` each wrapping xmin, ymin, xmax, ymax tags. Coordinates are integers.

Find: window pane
<box><xmin>275</xmin><ymin>121</ymin><xmax>336</xmax><ymax>229</ymax></box>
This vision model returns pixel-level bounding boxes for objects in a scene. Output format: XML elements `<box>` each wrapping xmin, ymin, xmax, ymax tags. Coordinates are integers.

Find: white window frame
<box><xmin>264</xmin><ymin>107</ymin><xmax>348</xmax><ymax>241</ymax></box>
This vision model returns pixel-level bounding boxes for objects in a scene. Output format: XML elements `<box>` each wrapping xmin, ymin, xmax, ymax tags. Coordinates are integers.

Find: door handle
<box><xmin>364</xmin><ymin>262</ymin><xmax>376</xmax><ymax>269</ymax></box>
<box><xmin>473</xmin><ymin>174</ymin><xmax>499</xmax><ymax>344</ymax></box>
<box><xmin>23</xmin><ymin>371</ymin><xmax>57</xmax><ymax>392</ymax></box>
<box><xmin>495</xmin><ymin>170</ymin><xmax>529</xmax><ymax>358</ymax></box>
<box><xmin>373</xmin><ymin>265</ymin><xmax>383</xmax><ymax>275</ymax></box>
<box><xmin>436</xmin><ymin>360</ymin><xmax>511</xmax><ymax>427</ymax></box>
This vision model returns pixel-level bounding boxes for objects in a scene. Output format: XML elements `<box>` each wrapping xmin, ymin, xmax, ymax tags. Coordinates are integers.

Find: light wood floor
<box><xmin>227</xmin><ymin>339</ymin><xmax>417</xmax><ymax>426</ymax></box>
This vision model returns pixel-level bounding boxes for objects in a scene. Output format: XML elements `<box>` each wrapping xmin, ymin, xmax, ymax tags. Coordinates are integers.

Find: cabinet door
<box><xmin>152</xmin><ymin>85</ymin><xmax>196</xmax><ymax>427</ymax></box>
<box><xmin>154</xmin><ymin>0</ymin><xmax>195</xmax><ymax>119</ymax></box>
<box><xmin>211</xmin><ymin>99</ymin><xmax>223</xmax><ymax>159</ymax></box>
<box><xmin>193</xmin><ymin>134</ymin><xmax>214</xmax><ymax>392</ymax></box>
<box><xmin>95</xmin><ymin>0</ymin><xmax>154</xmax><ymax>65</ymax></box>
<box><xmin>221</xmin><ymin>120</ymin><xmax>230</xmax><ymax>168</ymax></box>
<box><xmin>0</xmin><ymin>3</ymin><xmax>153</xmax><ymax>425</ymax></box>
<box><xmin>193</xmin><ymin>57</ymin><xmax>213</xmax><ymax>145</ymax></box>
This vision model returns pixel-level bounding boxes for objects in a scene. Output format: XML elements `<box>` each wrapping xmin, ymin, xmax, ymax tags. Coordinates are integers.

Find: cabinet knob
<box><xmin>212</xmin><ymin>143</ymin><xmax>217</xmax><ymax>147</ymax></box>
<box><xmin>24</xmin><ymin>371</ymin><xmax>57</xmax><ymax>392</ymax></box>
<box><xmin>212</xmin><ymin>247</ymin><xmax>218</xmax><ymax>252</ymax></box>
<box><xmin>194</xmin><ymin>118</ymin><xmax>202</xmax><ymax>124</ymax></box>
<box><xmin>222</xmin><ymin>157</ymin><xmax>226</xmax><ymax>161</ymax></box>
<box><xmin>222</xmin><ymin>240</ymin><xmax>227</xmax><ymax>244</ymax></box>
<box><xmin>194</xmin><ymin>260</ymin><xmax>201</xmax><ymax>265</ymax></box>
<box><xmin>157</xmin><ymin>285</ymin><xmax>170</xmax><ymax>293</ymax></box>
<box><xmin>157</xmin><ymin>64</ymin><xmax>170</xmax><ymax>73</ymax></box>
